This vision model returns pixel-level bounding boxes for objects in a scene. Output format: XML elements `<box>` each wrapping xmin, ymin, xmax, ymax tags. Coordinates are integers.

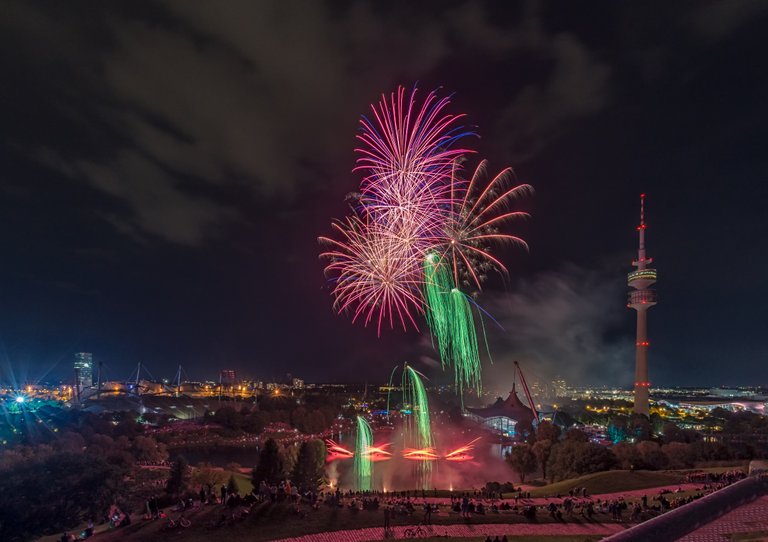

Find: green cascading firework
<box><xmin>403</xmin><ymin>364</ymin><xmax>434</xmax><ymax>489</ymax></box>
<box><xmin>354</xmin><ymin>415</ymin><xmax>373</xmax><ymax>491</ymax></box>
<box><xmin>450</xmin><ymin>288</ymin><xmax>482</xmax><ymax>395</ymax></box>
<box><xmin>423</xmin><ymin>254</ymin><xmax>454</xmax><ymax>364</ymax></box>
<box><xmin>423</xmin><ymin>254</ymin><xmax>482</xmax><ymax>395</ymax></box>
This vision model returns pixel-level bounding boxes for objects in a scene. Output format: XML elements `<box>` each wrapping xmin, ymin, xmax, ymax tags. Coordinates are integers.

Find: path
<box><xmin>677</xmin><ymin>495</ymin><xmax>768</xmax><ymax>541</ymax></box>
<box><xmin>273</xmin><ymin>522</ymin><xmax>626</xmax><ymax>542</ymax></box>
<box><xmin>382</xmin><ymin>483</ymin><xmax>703</xmax><ymax>506</ymax></box>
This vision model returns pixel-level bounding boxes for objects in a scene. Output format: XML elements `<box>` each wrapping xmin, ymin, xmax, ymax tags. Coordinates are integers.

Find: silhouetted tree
<box><xmin>291</xmin><ymin>440</ymin><xmax>326</xmax><ymax>491</ymax></box>
<box><xmin>506</xmin><ymin>443</ymin><xmax>538</xmax><ymax>483</ymax></box>
<box><xmin>252</xmin><ymin>439</ymin><xmax>284</xmax><ymax>486</ymax></box>
<box><xmin>166</xmin><ymin>455</ymin><xmax>190</xmax><ymax>495</ymax></box>
<box><xmin>532</xmin><ymin>440</ymin><xmax>553</xmax><ymax>480</ymax></box>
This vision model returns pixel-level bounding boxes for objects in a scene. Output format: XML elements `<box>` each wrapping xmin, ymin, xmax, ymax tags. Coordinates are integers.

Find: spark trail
<box><xmin>402</xmin><ymin>364</ymin><xmax>434</xmax><ymax>488</ymax></box>
<box><xmin>354</xmin><ymin>416</ymin><xmax>373</xmax><ymax>491</ymax></box>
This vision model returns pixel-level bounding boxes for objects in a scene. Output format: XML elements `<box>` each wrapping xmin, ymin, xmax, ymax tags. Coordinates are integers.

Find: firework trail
<box><xmin>354</xmin><ymin>416</ymin><xmax>373</xmax><ymax>491</ymax></box>
<box><xmin>423</xmin><ymin>253</ymin><xmax>481</xmax><ymax>393</ymax></box>
<box><xmin>402</xmin><ymin>364</ymin><xmax>435</xmax><ymax>488</ymax></box>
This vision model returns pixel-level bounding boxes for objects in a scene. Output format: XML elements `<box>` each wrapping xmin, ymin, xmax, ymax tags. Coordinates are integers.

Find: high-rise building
<box><xmin>74</xmin><ymin>352</ymin><xmax>93</xmax><ymax>390</ymax></box>
<box><xmin>220</xmin><ymin>369</ymin><xmax>236</xmax><ymax>386</ymax></box>
<box><xmin>292</xmin><ymin>377</ymin><xmax>305</xmax><ymax>389</ymax></box>
<box><xmin>627</xmin><ymin>194</ymin><xmax>658</xmax><ymax>417</ymax></box>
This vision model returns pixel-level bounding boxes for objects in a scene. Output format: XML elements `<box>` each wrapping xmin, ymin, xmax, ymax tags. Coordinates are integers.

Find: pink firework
<box><xmin>355</xmin><ymin>86</ymin><xmax>473</xmax><ymax>239</ymax></box>
<box><xmin>435</xmin><ymin>159</ymin><xmax>532</xmax><ymax>290</ymax></box>
<box><xmin>319</xmin><ymin>215</ymin><xmax>425</xmax><ymax>334</ymax></box>
<box><xmin>319</xmin><ymin>85</ymin><xmax>532</xmax><ymax>334</ymax></box>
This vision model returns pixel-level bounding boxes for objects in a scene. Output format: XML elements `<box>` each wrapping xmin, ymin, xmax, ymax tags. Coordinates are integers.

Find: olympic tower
<box><xmin>627</xmin><ymin>194</ymin><xmax>657</xmax><ymax>417</ymax></box>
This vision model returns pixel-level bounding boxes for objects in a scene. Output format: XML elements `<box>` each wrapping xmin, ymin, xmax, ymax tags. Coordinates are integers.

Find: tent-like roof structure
<box><xmin>466</xmin><ymin>384</ymin><xmax>536</xmax><ymax>426</ymax></box>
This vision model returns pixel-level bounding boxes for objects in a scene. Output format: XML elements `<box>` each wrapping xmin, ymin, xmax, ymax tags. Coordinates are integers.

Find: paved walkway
<box><xmin>677</xmin><ymin>495</ymin><xmax>768</xmax><ymax>541</ymax></box>
<box><xmin>273</xmin><ymin>522</ymin><xmax>627</xmax><ymax>542</ymax></box>
<box><xmin>381</xmin><ymin>483</ymin><xmax>703</xmax><ymax>506</ymax></box>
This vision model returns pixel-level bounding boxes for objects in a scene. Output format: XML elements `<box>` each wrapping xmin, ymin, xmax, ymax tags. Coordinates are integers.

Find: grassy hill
<box><xmin>525</xmin><ymin>470</ymin><xmax>685</xmax><ymax>497</ymax></box>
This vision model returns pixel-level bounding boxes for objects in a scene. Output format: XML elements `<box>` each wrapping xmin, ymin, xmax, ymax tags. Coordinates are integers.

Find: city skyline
<box><xmin>1</xmin><ymin>2</ymin><xmax>767</xmax><ymax>387</ymax></box>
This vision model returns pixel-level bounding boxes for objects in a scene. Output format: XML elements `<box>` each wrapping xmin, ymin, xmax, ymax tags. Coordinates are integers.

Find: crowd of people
<box><xmin>60</xmin><ymin>465</ymin><xmax>753</xmax><ymax>542</ymax></box>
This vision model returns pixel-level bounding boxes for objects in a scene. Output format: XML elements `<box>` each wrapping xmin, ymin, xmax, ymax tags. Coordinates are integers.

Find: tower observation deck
<box><xmin>628</xmin><ymin>194</ymin><xmax>657</xmax><ymax>417</ymax></box>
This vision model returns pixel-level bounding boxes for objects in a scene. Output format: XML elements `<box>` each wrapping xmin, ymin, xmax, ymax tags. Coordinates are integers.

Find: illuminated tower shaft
<box><xmin>627</xmin><ymin>194</ymin><xmax>657</xmax><ymax>417</ymax></box>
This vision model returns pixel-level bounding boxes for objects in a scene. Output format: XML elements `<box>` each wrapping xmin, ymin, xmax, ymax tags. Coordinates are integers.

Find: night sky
<box><xmin>1</xmin><ymin>1</ymin><xmax>767</xmax><ymax>389</ymax></box>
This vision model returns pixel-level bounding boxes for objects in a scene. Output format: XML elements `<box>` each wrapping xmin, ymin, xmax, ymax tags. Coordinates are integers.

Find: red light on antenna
<box><xmin>640</xmin><ymin>193</ymin><xmax>645</xmax><ymax>197</ymax></box>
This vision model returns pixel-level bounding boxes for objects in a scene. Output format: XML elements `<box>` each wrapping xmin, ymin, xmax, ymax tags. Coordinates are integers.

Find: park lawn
<box><xmin>90</xmin><ymin>502</ymin><xmax>625</xmax><ymax>542</ymax></box>
<box><xmin>523</xmin><ymin>470</ymin><xmax>684</xmax><ymax>498</ymax></box>
<box><xmin>229</xmin><ymin>470</ymin><xmax>254</xmax><ymax>494</ymax></box>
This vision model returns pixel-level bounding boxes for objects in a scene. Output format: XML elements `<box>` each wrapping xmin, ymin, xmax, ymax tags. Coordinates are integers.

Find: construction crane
<box><xmin>514</xmin><ymin>361</ymin><xmax>540</xmax><ymax>424</ymax></box>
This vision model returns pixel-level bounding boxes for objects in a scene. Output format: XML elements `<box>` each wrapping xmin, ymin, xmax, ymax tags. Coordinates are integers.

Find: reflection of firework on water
<box><xmin>320</xmin><ymin>85</ymin><xmax>532</xmax><ymax>395</ymax></box>
<box><xmin>325</xmin><ymin>439</ymin><xmax>353</xmax><ymax>461</ymax></box>
<box><xmin>354</xmin><ymin>416</ymin><xmax>373</xmax><ymax>491</ymax></box>
<box><xmin>402</xmin><ymin>448</ymin><xmax>440</xmax><ymax>461</ymax></box>
<box><xmin>443</xmin><ymin>437</ymin><xmax>482</xmax><ymax>462</ymax></box>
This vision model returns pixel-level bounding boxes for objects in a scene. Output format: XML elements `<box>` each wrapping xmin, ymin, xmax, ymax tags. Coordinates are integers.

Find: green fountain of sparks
<box><xmin>354</xmin><ymin>415</ymin><xmax>373</xmax><ymax>491</ymax></box>
<box><xmin>449</xmin><ymin>288</ymin><xmax>482</xmax><ymax>395</ymax></box>
<box><xmin>423</xmin><ymin>254</ymin><xmax>482</xmax><ymax>395</ymax></box>
<box><xmin>403</xmin><ymin>364</ymin><xmax>434</xmax><ymax>489</ymax></box>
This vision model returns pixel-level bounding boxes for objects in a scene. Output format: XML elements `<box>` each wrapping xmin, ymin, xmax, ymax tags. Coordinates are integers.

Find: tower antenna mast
<box><xmin>627</xmin><ymin>194</ymin><xmax>658</xmax><ymax>417</ymax></box>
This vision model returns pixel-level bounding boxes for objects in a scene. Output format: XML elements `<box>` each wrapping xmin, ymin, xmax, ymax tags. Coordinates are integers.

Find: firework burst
<box><xmin>438</xmin><ymin>159</ymin><xmax>532</xmax><ymax>291</ymax></box>
<box><xmin>320</xmin><ymin>85</ymin><xmax>532</xmax><ymax>395</ymax></box>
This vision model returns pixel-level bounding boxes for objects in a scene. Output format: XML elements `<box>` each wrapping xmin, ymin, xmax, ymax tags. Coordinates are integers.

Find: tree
<box><xmin>0</xmin><ymin>452</ymin><xmax>122</xmax><ymax>541</ymax></box>
<box><xmin>166</xmin><ymin>456</ymin><xmax>190</xmax><ymax>495</ymax></box>
<box><xmin>636</xmin><ymin>441</ymin><xmax>668</xmax><ymax>470</ymax></box>
<box><xmin>663</xmin><ymin>442</ymin><xmax>695</xmax><ymax>469</ymax></box>
<box><xmin>291</xmin><ymin>440</ymin><xmax>327</xmax><ymax>491</ymax></box>
<box><xmin>536</xmin><ymin>421</ymin><xmax>561</xmax><ymax>443</ymax></box>
<box><xmin>532</xmin><ymin>439</ymin><xmax>553</xmax><ymax>480</ymax></box>
<box><xmin>662</xmin><ymin>422</ymin><xmax>687</xmax><ymax>444</ymax></box>
<box><xmin>132</xmin><ymin>435</ymin><xmax>168</xmax><ymax>463</ymax></box>
<box><xmin>565</xmin><ymin>428</ymin><xmax>589</xmax><ymax>442</ymax></box>
<box><xmin>630</xmin><ymin>414</ymin><xmax>652</xmax><ymax>441</ymax></box>
<box><xmin>547</xmin><ymin>441</ymin><xmax>616</xmax><ymax>482</ymax></box>
<box><xmin>192</xmin><ymin>463</ymin><xmax>226</xmax><ymax>489</ymax></box>
<box><xmin>252</xmin><ymin>439</ymin><xmax>284</xmax><ymax>486</ymax></box>
<box><xmin>611</xmin><ymin>441</ymin><xmax>641</xmax><ymax>470</ymax></box>
<box><xmin>506</xmin><ymin>444</ymin><xmax>538</xmax><ymax>483</ymax></box>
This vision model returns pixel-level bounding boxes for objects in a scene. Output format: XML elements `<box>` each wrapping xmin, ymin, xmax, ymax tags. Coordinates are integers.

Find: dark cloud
<box><xmin>483</xmin><ymin>263</ymin><xmax>634</xmax><ymax>389</ymax></box>
<box><xmin>0</xmin><ymin>2</ymin><xmax>765</xmax><ymax>386</ymax></box>
<box><xmin>2</xmin><ymin>0</ymin><xmax>613</xmax><ymax>245</ymax></box>
<box><xmin>691</xmin><ymin>0</ymin><xmax>768</xmax><ymax>40</ymax></box>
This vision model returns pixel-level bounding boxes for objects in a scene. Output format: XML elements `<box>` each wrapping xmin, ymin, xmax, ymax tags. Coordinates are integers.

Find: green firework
<box><xmin>403</xmin><ymin>364</ymin><xmax>434</xmax><ymax>488</ymax></box>
<box><xmin>403</xmin><ymin>365</ymin><xmax>434</xmax><ymax>450</ymax></box>
<box><xmin>354</xmin><ymin>415</ymin><xmax>373</xmax><ymax>491</ymax></box>
<box><xmin>423</xmin><ymin>254</ymin><xmax>482</xmax><ymax>395</ymax></box>
<box><xmin>423</xmin><ymin>253</ymin><xmax>454</xmax><ymax>364</ymax></box>
<box><xmin>450</xmin><ymin>288</ymin><xmax>482</xmax><ymax>395</ymax></box>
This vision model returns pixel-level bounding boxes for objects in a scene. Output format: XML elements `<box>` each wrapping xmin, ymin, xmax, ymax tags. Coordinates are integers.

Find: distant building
<box><xmin>219</xmin><ymin>370</ymin><xmax>236</xmax><ymax>386</ymax></box>
<box><xmin>465</xmin><ymin>384</ymin><xmax>536</xmax><ymax>437</ymax></box>
<box><xmin>292</xmin><ymin>378</ymin><xmax>305</xmax><ymax>389</ymax></box>
<box><xmin>551</xmin><ymin>377</ymin><xmax>567</xmax><ymax>398</ymax></box>
<box><xmin>74</xmin><ymin>352</ymin><xmax>93</xmax><ymax>390</ymax></box>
